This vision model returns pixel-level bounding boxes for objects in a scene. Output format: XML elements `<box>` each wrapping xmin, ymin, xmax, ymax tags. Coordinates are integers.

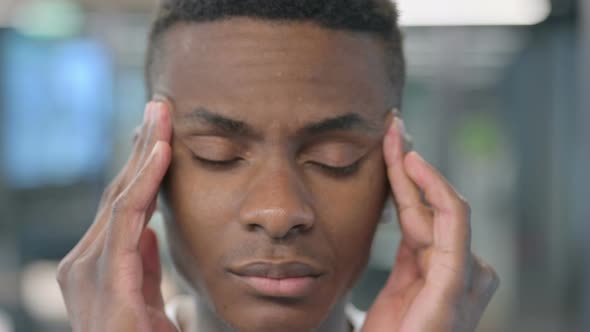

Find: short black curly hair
<box><xmin>145</xmin><ymin>0</ymin><xmax>406</xmax><ymax>107</ymax></box>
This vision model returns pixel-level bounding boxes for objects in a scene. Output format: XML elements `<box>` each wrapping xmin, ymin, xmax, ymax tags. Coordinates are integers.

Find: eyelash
<box><xmin>192</xmin><ymin>155</ymin><xmax>243</xmax><ymax>169</ymax></box>
<box><xmin>311</xmin><ymin>160</ymin><xmax>362</xmax><ymax>177</ymax></box>
<box><xmin>192</xmin><ymin>155</ymin><xmax>362</xmax><ymax>176</ymax></box>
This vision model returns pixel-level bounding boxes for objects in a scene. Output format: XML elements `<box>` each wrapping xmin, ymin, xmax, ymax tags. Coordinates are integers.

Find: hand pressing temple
<box><xmin>58</xmin><ymin>1</ymin><xmax>499</xmax><ymax>331</ymax></box>
<box><xmin>363</xmin><ymin>117</ymin><xmax>499</xmax><ymax>332</ymax></box>
<box><xmin>58</xmin><ymin>102</ymin><xmax>176</xmax><ymax>332</ymax></box>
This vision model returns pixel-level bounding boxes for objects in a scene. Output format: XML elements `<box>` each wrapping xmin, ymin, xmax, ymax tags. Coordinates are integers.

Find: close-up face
<box><xmin>156</xmin><ymin>18</ymin><xmax>395</xmax><ymax>332</ymax></box>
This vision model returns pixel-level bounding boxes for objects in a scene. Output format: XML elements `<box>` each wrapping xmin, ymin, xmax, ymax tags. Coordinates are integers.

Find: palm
<box><xmin>365</xmin><ymin>241</ymin><xmax>463</xmax><ymax>332</ymax></box>
<box><xmin>364</xmin><ymin>239</ymin><xmax>445</xmax><ymax>332</ymax></box>
<box><xmin>138</xmin><ymin>228</ymin><xmax>178</xmax><ymax>332</ymax></box>
<box><xmin>102</xmin><ymin>228</ymin><xmax>178</xmax><ymax>332</ymax></box>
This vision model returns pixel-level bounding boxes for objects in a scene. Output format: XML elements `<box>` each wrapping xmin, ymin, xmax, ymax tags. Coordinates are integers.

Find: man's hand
<box><xmin>57</xmin><ymin>101</ymin><xmax>176</xmax><ymax>332</ymax></box>
<box><xmin>363</xmin><ymin>117</ymin><xmax>499</xmax><ymax>332</ymax></box>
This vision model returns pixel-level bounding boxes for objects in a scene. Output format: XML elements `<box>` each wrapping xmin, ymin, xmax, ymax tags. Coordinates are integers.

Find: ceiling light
<box><xmin>395</xmin><ymin>0</ymin><xmax>551</xmax><ymax>26</ymax></box>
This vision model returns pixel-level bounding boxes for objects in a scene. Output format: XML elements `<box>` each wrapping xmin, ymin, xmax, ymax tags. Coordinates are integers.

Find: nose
<box><xmin>238</xmin><ymin>162</ymin><xmax>314</xmax><ymax>240</ymax></box>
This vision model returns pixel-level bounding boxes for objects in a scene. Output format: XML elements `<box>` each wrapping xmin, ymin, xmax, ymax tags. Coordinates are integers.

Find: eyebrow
<box><xmin>300</xmin><ymin>112</ymin><xmax>377</xmax><ymax>136</ymax></box>
<box><xmin>177</xmin><ymin>107</ymin><xmax>377</xmax><ymax>137</ymax></box>
<box><xmin>179</xmin><ymin>107</ymin><xmax>257</xmax><ymax>136</ymax></box>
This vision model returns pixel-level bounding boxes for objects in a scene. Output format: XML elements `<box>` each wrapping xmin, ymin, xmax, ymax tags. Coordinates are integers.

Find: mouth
<box><xmin>227</xmin><ymin>261</ymin><xmax>324</xmax><ymax>299</ymax></box>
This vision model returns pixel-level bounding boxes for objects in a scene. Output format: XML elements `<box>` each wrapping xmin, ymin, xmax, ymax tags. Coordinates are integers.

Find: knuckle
<box><xmin>101</xmin><ymin>183</ymin><xmax>118</xmax><ymax>204</ymax></box>
<box><xmin>100</xmin><ymin>176</ymin><xmax>129</xmax><ymax>210</ymax></box>
<box><xmin>132</xmin><ymin>126</ymin><xmax>142</xmax><ymax>144</ymax></box>
<box><xmin>56</xmin><ymin>260</ymin><xmax>72</xmax><ymax>285</ymax></box>
<box><xmin>429</xmin><ymin>262</ymin><xmax>466</xmax><ymax>294</ymax></box>
<box><xmin>135</xmin><ymin>124</ymin><xmax>148</xmax><ymax>145</ymax></box>
<box><xmin>451</xmin><ymin>196</ymin><xmax>471</xmax><ymax>219</ymax></box>
<box><xmin>57</xmin><ymin>256</ymin><xmax>88</xmax><ymax>287</ymax></box>
<box><xmin>99</xmin><ymin>190</ymin><xmax>111</xmax><ymax>206</ymax></box>
<box><xmin>417</xmin><ymin>204</ymin><xmax>434</xmax><ymax>218</ymax></box>
<box><xmin>111</xmin><ymin>194</ymin><xmax>129</xmax><ymax>216</ymax></box>
<box><xmin>458</xmin><ymin>196</ymin><xmax>471</xmax><ymax>213</ymax></box>
<box><xmin>486</xmin><ymin>266</ymin><xmax>501</xmax><ymax>290</ymax></box>
<box><xmin>68</xmin><ymin>260</ymin><xmax>87</xmax><ymax>282</ymax></box>
<box><xmin>475</xmin><ymin>258</ymin><xmax>500</xmax><ymax>292</ymax></box>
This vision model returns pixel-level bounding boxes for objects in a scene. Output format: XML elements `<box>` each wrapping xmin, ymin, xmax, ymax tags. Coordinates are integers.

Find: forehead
<box><xmin>154</xmin><ymin>18</ymin><xmax>393</xmax><ymax>126</ymax></box>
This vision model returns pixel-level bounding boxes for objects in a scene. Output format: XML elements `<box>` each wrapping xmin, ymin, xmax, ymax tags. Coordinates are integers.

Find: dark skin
<box><xmin>157</xmin><ymin>19</ymin><xmax>391</xmax><ymax>332</ymax></box>
<box><xmin>58</xmin><ymin>18</ymin><xmax>499</xmax><ymax>332</ymax></box>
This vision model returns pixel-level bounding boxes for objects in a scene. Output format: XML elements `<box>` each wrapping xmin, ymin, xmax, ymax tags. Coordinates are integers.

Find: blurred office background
<box><xmin>0</xmin><ymin>0</ymin><xmax>587</xmax><ymax>331</ymax></box>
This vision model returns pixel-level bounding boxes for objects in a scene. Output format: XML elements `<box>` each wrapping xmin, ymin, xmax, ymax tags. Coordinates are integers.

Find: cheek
<box><xmin>161</xmin><ymin>154</ymin><xmax>239</xmax><ymax>290</ymax></box>
<box><xmin>311</xmin><ymin>155</ymin><xmax>388</xmax><ymax>286</ymax></box>
<box><xmin>164</xmin><ymin>149</ymin><xmax>240</xmax><ymax>232</ymax></box>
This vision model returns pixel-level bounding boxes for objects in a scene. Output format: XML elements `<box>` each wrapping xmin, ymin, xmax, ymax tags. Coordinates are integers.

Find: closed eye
<box><xmin>309</xmin><ymin>159</ymin><xmax>362</xmax><ymax>177</ymax></box>
<box><xmin>192</xmin><ymin>155</ymin><xmax>243</xmax><ymax>169</ymax></box>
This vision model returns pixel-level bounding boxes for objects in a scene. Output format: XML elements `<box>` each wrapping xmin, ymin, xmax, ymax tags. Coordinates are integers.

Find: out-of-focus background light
<box><xmin>0</xmin><ymin>0</ymin><xmax>554</xmax><ymax>29</ymax></box>
<box><xmin>397</xmin><ymin>0</ymin><xmax>551</xmax><ymax>26</ymax></box>
<box><xmin>10</xmin><ymin>0</ymin><xmax>84</xmax><ymax>39</ymax></box>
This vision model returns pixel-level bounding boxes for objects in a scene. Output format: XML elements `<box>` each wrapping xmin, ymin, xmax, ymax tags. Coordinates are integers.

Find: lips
<box><xmin>228</xmin><ymin>261</ymin><xmax>324</xmax><ymax>298</ymax></box>
<box><xmin>230</xmin><ymin>261</ymin><xmax>323</xmax><ymax>279</ymax></box>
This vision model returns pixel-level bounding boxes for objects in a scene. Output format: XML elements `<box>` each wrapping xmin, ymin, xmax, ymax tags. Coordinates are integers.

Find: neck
<box><xmin>192</xmin><ymin>296</ymin><xmax>352</xmax><ymax>332</ymax></box>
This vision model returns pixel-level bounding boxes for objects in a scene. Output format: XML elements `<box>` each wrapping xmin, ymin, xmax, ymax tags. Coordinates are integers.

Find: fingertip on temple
<box><xmin>403</xmin><ymin>151</ymin><xmax>426</xmax><ymax>180</ymax></box>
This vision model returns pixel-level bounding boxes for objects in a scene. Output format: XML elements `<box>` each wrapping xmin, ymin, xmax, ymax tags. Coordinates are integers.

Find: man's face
<box><xmin>157</xmin><ymin>18</ymin><xmax>394</xmax><ymax>332</ymax></box>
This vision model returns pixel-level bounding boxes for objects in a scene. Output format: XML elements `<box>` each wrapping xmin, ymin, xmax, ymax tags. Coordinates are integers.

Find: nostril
<box><xmin>238</xmin><ymin>195</ymin><xmax>315</xmax><ymax>239</ymax></box>
<box><xmin>282</xmin><ymin>220</ymin><xmax>312</xmax><ymax>237</ymax></box>
<box><xmin>245</xmin><ymin>223</ymin><xmax>261</xmax><ymax>232</ymax></box>
<box><xmin>243</xmin><ymin>219</ymin><xmax>311</xmax><ymax>240</ymax></box>
<box><xmin>293</xmin><ymin>221</ymin><xmax>311</xmax><ymax>233</ymax></box>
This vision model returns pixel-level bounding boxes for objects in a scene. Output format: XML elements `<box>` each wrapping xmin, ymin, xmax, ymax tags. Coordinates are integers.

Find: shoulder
<box><xmin>165</xmin><ymin>295</ymin><xmax>196</xmax><ymax>332</ymax></box>
<box><xmin>345</xmin><ymin>303</ymin><xmax>366</xmax><ymax>332</ymax></box>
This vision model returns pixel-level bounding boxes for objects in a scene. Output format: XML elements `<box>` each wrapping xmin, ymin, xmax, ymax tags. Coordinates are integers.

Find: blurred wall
<box><xmin>0</xmin><ymin>1</ymin><xmax>586</xmax><ymax>331</ymax></box>
<box><xmin>579</xmin><ymin>0</ymin><xmax>590</xmax><ymax>329</ymax></box>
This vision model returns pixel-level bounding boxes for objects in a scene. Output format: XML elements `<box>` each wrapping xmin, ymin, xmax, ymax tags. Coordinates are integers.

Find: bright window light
<box><xmin>395</xmin><ymin>0</ymin><xmax>551</xmax><ymax>26</ymax></box>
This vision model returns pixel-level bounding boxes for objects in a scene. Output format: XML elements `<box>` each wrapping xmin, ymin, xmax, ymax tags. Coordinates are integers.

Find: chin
<box><xmin>223</xmin><ymin>301</ymin><xmax>327</xmax><ymax>332</ymax></box>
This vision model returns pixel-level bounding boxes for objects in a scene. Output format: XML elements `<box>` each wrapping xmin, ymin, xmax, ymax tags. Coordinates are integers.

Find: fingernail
<box><xmin>409</xmin><ymin>150</ymin><xmax>424</xmax><ymax>163</ymax></box>
<box><xmin>144</xmin><ymin>103</ymin><xmax>153</xmax><ymax>123</ymax></box>
<box><xmin>151</xmin><ymin>141</ymin><xmax>162</xmax><ymax>157</ymax></box>
<box><xmin>396</xmin><ymin>117</ymin><xmax>407</xmax><ymax>137</ymax></box>
<box><xmin>150</xmin><ymin>102</ymin><xmax>162</xmax><ymax>126</ymax></box>
<box><xmin>395</xmin><ymin>117</ymin><xmax>415</xmax><ymax>153</ymax></box>
<box><xmin>387</xmin><ymin>117</ymin><xmax>401</xmax><ymax>139</ymax></box>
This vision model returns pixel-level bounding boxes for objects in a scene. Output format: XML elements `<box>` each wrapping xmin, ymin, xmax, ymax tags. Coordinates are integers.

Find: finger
<box><xmin>146</xmin><ymin>198</ymin><xmax>158</xmax><ymax>222</ymax></box>
<box><xmin>404</xmin><ymin>152</ymin><xmax>471</xmax><ymax>256</ymax></box>
<box><xmin>105</xmin><ymin>141</ymin><xmax>172</xmax><ymax>255</ymax></box>
<box><xmin>139</xmin><ymin>228</ymin><xmax>165</xmax><ymax>310</ymax></box>
<box><xmin>62</xmin><ymin>104</ymin><xmax>157</xmax><ymax>263</ymax></box>
<box><xmin>133</xmin><ymin>126</ymin><xmax>142</xmax><ymax>144</ymax></box>
<box><xmin>364</xmin><ymin>242</ymin><xmax>424</xmax><ymax>332</ymax></box>
<box><xmin>384</xmin><ymin>116</ymin><xmax>433</xmax><ymax>250</ymax></box>
<box><xmin>403</xmin><ymin>152</ymin><xmax>472</xmax><ymax>298</ymax></box>
<box><xmin>85</xmin><ymin>100</ymin><xmax>172</xmax><ymax>249</ymax></box>
<box><xmin>384</xmin><ymin>116</ymin><xmax>422</xmax><ymax>211</ymax></box>
<box><xmin>98</xmin><ymin>102</ymin><xmax>158</xmax><ymax>216</ymax></box>
<box><xmin>382</xmin><ymin>242</ymin><xmax>421</xmax><ymax>294</ymax></box>
<box><xmin>469</xmin><ymin>255</ymin><xmax>500</xmax><ymax>307</ymax></box>
<box><xmin>153</xmin><ymin>99</ymin><xmax>173</xmax><ymax>143</ymax></box>
<box><xmin>135</xmin><ymin>101</ymin><xmax>173</xmax><ymax>173</ymax></box>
